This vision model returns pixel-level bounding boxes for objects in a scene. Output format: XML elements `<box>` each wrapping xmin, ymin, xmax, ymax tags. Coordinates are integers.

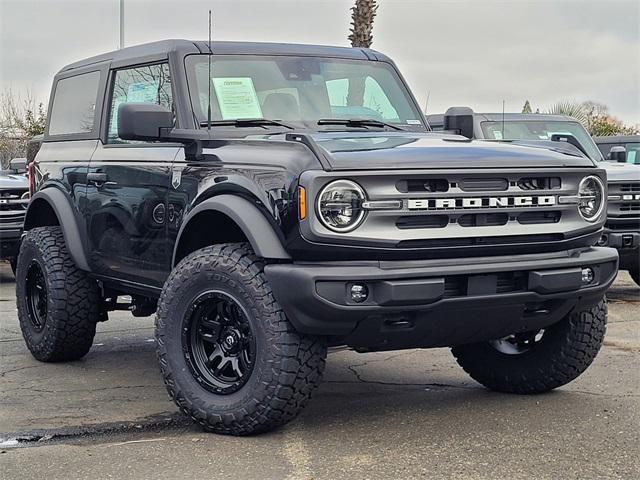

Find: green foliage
<box><xmin>546</xmin><ymin>100</ymin><xmax>588</xmax><ymax>124</ymax></box>
<box><xmin>521</xmin><ymin>100</ymin><xmax>532</xmax><ymax>114</ymax></box>
<box><xmin>543</xmin><ymin>100</ymin><xmax>638</xmax><ymax>136</ymax></box>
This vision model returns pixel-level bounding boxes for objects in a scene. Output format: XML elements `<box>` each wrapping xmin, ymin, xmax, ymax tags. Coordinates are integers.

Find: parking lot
<box><xmin>0</xmin><ymin>261</ymin><xmax>638</xmax><ymax>479</ymax></box>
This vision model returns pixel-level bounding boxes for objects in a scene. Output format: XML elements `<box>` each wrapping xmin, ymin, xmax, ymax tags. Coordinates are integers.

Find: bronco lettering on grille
<box><xmin>407</xmin><ymin>195</ymin><xmax>557</xmax><ymax>210</ymax></box>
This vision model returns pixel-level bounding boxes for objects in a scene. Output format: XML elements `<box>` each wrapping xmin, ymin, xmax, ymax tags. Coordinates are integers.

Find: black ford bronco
<box><xmin>18</xmin><ymin>40</ymin><xmax>618</xmax><ymax>435</ymax></box>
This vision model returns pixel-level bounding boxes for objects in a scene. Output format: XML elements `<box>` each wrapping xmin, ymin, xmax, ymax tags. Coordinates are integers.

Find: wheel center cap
<box><xmin>221</xmin><ymin>329</ymin><xmax>241</xmax><ymax>353</ymax></box>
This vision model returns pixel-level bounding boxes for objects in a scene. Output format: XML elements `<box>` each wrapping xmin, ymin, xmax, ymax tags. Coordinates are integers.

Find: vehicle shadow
<box><xmin>0</xmin><ymin>261</ymin><xmax>16</xmax><ymax>289</ymax></box>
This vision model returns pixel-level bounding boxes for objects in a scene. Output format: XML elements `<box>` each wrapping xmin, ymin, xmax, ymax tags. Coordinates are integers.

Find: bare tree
<box><xmin>546</xmin><ymin>100</ymin><xmax>639</xmax><ymax>136</ymax></box>
<box><xmin>0</xmin><ymin>89</ymin><xmax>47</xmax><ymax>168</ymax></box>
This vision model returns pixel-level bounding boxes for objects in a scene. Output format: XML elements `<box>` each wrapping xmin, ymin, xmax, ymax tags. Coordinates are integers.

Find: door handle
<box><xmin>87</xmin><ymin>172</ymin><xmax>116</xmax><ymax>187</ymax></box>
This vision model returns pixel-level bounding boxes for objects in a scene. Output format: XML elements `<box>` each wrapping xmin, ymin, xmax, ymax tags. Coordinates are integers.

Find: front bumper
<box><xmin>598</xmin><ymin>227</ymin><xmax>639</xmax><ymax>272</ymax></box>
<box><xmin>264</xmin><ymin>247</ymin><xmax>618</xmax><ymax>350</ymax></box>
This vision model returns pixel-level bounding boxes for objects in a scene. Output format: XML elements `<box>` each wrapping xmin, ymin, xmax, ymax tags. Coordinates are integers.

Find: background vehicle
<box><xmin>428</xmin><ymin>109</ymin><xmax>639</xmax><ymax>285</ymax></box>
<box><xmin>594</xmin><ymin>135</ymin><xmax>640</xmax><ymax>164</ymax></box>
<box><xmin>18</xmin><ymin>40</ymin><xmax>617</xmax><ymax>435</ymax></box>
<box><xmin>0</xmin><ymin>158</ymin><xmax>29</xmax><ymax>274</ymax></box>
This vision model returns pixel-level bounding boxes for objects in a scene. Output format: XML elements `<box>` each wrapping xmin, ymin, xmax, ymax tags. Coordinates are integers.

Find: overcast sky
<box><xmin>1</xmin><ymin>0</ymin><xmax>638</xmax><ymax>125</ymax></box>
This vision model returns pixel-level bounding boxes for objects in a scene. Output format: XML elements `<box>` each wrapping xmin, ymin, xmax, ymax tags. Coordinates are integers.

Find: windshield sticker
<box><xmin>212</xmin><ymin>77</ymin><xmax>262</xmax><ymax>119</ymax></box>
<box><xmin>127</xmin><ymin>82</ymin><xmax>159</xmax><ymax>103</ymax></box>
<box><xmin>406</xmin><ymin>119</ymin><xmax>422</xmax><ymax>125</ymax></box>
<box><xmin>493</xmin><ymin>130</ymin><xmax>503</xmax><ymax>140</ymax></box>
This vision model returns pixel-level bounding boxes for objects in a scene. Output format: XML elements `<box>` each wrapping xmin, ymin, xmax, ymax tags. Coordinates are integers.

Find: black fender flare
<box><xmin>24</xmin><ymin>189</ymin><xmax>90</xmax><ymax>271</ymax></box>
<box><xmin>172</xmin><ymin>194</ymin><xmax>291</xmax><ymax>265</ymax></box>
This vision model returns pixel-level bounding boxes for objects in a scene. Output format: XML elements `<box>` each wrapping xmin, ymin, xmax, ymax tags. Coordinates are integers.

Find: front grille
<box><xmin>608</xmin><ymin>182</ymin><xmax>640</xmax><ymax>219</ymax></box>
<box><xmin>396</xmin><ymin>215</ymin><xmax>448</xmax><ymax>229</ymax></box>
<box><xmin>0</xmin><ymin>189</ymin><xmax>29</xmax><ymax>212</ymax></box>
<box><xmin>396</xmin><ymin>178</ymin><xmax>448</xmax><ymax>193</ymax></box>
<box><xmin>517</xmin><ymin>211</ymin><xmax>561</xmax><ymax>224</ymax></box>
<box><xmin>306</xmin><ymin>168</ymin><xmax>602</xmax><ymax>255</ymax></box>
<box><xmin>517</xmin><ymin>177</ymin><xmax>561</xmax><ymax>190</ymax></box>
<box><xmin>442</xmin><ymin>272</ymin><xmax>527</xmax><ymax>298</ymax></box>
<box><xmin>458</xmin><ymin>213</ymin><xmax>508</xmax><ymax>227</ymax></box>
<box><xmin>459</xmin><ymin>178</ymin><xmax>508</xmax><ymax>191</ymax></box>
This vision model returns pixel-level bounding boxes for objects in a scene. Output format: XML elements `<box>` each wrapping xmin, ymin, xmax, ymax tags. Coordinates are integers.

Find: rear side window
<box><xmin>48</xmin><ymin>71</ymin><xmax>101</xmax><ymax>136</ymax></box>
<box><xmin>107</xmin><ymin>63</ymin><xmax>172</xmax><ymax>143</ymax></box>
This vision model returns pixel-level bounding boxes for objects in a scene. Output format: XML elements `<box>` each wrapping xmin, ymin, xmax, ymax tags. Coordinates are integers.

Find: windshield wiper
<box><xmin>317</xmin><ymin>118</ymin><xmax>405</xmax><ymax>131</ymax></box>
<box><xmin>200</xmin><ymin>118</ymin><xmax>295</xmax><ymax>130</ymax></box>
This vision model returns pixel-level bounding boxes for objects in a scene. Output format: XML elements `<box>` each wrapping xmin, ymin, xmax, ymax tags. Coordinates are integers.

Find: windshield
<box><xmin>184</xmin><ymin>55</ymin><xmax>425</xmax><ymax>131</ymax></box>
<box><xmin>480</xmin><ymin>120</ymin><xmax>603</xmax><ymax>162</ymax></box>
<box><xmin>597</xmin><ymin>142</ymin><xmax>640</xmax><ymax>164</ymax></box>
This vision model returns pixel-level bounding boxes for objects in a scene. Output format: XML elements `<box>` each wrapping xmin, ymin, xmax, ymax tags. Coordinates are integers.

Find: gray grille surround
<box><xmin>299</xmin><ymin>168</ymin><xmax>607</xmax><ymax>247</ymax></box>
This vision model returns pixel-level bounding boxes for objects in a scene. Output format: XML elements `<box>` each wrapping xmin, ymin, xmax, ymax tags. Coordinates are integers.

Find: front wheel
<box><xmin>452</xmin><ymin>300</ymin><xmax>607</xmax><ymax>394</ymax></box>
<box><xmin>629</xmin><ymin>267</ymin><xmax>639</xmax><ymax>287</ymax></box>
<box><xmin>156</xmin><ymin>243</ymin><xmax>327</xmax><ymax>435</ymax></box>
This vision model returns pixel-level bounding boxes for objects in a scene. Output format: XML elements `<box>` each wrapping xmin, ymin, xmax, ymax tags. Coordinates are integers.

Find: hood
<box><xmin>0</xmin><ymin>172</ymin><xmax>28</xmax><ymax>189</ymax></box>
<box><xmin>599</xmin><ymin>161</ymin><xmax>640</xmax><ymax>183</ymax></box>
<box><xmin>308</xmin><ymin>132</ymin><xmax>596</xmax><ymax>170</ymax></box>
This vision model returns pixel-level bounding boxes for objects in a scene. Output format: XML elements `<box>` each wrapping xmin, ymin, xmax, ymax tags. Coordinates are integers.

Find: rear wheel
<box><xmin>156</xmin><ymin>243</ymin><xmax>327</xmax><ymax>435</ymax></box>
<box><xmin>16</xmin><ymin>227</ymin><xmax>101</xmax><ymax>362</ymax></box>
<box><xmin>452</xmin><ymin>300</ymin><xmax>607</xmax><ymax>394</ymax></box>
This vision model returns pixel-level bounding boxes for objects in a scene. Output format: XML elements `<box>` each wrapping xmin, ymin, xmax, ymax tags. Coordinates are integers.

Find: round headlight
<box><xmin>316</xmin><ymin>179</ymin><xmax>366</xmax><ymax>232</ymax></box>
<box><xmin>577</xmin><ymin>175</ymin><xmax>604</xmax><ymax>222</ymax></box>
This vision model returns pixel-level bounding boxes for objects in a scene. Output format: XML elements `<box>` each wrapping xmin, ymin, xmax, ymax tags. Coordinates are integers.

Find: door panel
<box><xmin>86</xmin><ymin>144</ymin><xmax>180</xmax><ymax>287</ymax></box>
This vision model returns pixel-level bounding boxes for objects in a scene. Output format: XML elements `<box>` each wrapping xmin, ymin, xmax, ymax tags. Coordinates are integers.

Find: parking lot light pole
<box><xmin>119</xmin><ymin>0</ymin><xmax>124</xmax><ymax>49</ymax></box>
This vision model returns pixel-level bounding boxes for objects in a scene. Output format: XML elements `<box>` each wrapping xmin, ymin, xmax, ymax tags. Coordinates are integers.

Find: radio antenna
<box><xmin>207</xmin><ymin>9</ymin><xmax>212</xmax><ymax>131</ymax></box>
<box><xmin>501</xmin><ymin>99</ymin><xmax>505</xmax><ymax>138</ymax></box>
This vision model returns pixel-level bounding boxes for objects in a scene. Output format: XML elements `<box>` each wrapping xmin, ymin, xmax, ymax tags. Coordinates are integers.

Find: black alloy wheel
<box><xmin>25</xmin><ymin>261</ymin><xmax>48</xmax><ymax>332</ymax></box>
<box><xmin>183</xmin><ymin>291</ymin><xmax>257</xmax><ymax>395</ymax></box>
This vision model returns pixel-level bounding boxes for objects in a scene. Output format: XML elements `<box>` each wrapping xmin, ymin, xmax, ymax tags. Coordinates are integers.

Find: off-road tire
<box><xmin>156</xmin><ymin>243</ymin><xmax>327</xmax><ymax>435</ymax></box>
<box><xmin>16</xmin><ymin>226</ymin><xmax>101</xmax><ymax>362</ymax></box>
<box><xmin>629</xmin><ymin>267</ymin><xmax>639</xmax><ymax>287</ymax></box>
<box><xmin>452</xmin><ymin>299</ymin><xmax>607</xmax><ymax>394</ymax></box>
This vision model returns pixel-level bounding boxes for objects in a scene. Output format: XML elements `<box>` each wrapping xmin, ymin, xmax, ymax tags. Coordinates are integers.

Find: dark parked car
<box><xmin>428</xmin><ymin>109</ymin><xmax>639</xmax><ymax>285</ymax></box>
<box><xmin>0</xmin><ymin>158</ymin><xmax>29</xmax><ymax>273</ymax></box>
<box><xmin>18</xmin><ymin>40</ymin><xmax>617</xmax><ymax>435</ymax></box>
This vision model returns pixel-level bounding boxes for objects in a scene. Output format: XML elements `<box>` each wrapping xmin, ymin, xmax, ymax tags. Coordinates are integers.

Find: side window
<box><xmin>326</xmin><ymin>76</ymin><xmax>399</xmax><ymax>121</ymax></box>
<box><xmin>107</xmin><ymin>63</ymin><xmax>172</xmax><ymax>143</ymax></box>
<box><xmin>48</xmin><ymin>71</ymin><xmax>101</xmax><ymax>136</ymax></box>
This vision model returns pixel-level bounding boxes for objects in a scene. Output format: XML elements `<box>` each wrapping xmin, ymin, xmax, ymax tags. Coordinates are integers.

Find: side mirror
<box><xmin>118</xmin><ymin>103</ymin><xmax>174</xmax><ymax>142</ymax></box>
<box><xmin>609</xmin><ymin>146</ymin><xmax>627</xmax><ymax>163</ymax></box>
<box><xmin>444</xmin><ymin>106</ymin><xmax>474</xmax><ymax>139</ymax></box>
<box><xmin>550</xmin><ymin>133</ymin><xmax>589</xmax><ymax>158</ymax></box>
<box><xmin>9</xmin><ymin>157</ymin><xmax>27</xmax><ymax>173</ymax></box>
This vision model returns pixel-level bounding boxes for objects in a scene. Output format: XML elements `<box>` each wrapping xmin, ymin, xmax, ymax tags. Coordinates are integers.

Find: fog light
<box><xmin>581</xmin><ymin>268</ymin><xmax>594</xmax><ymax>284</ymax></box>
<box><xmin>597</xmin><ymin>234</ymin><xmax>608</xmax><ymax>246</ymax></box>
<box><xmin>350</xmin><ymin>284</ymin><xmax>369</xmax><ymax>303</ymax></box>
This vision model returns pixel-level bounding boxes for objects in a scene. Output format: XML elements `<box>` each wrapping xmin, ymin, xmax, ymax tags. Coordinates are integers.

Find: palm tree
<box><xmin>347</xmin><ymin>0</ymin><xmax>379</xmax><ymax>106</ymax></box>
<box><xmin>546</xmin><ymin>101</ymin><xmax>588</xmax><ymax>124</ymax></box>
<box><xmin>348</xmin><ymin>0</ymin><xmax>379</xmax><ymax>48</ymax></box>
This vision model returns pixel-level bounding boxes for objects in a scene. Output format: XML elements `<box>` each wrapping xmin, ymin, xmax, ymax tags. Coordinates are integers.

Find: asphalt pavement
<box><xmin>0</xmin><ymin>261</ymin><xmax>638</xmax><ymax>479</ymax></box>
